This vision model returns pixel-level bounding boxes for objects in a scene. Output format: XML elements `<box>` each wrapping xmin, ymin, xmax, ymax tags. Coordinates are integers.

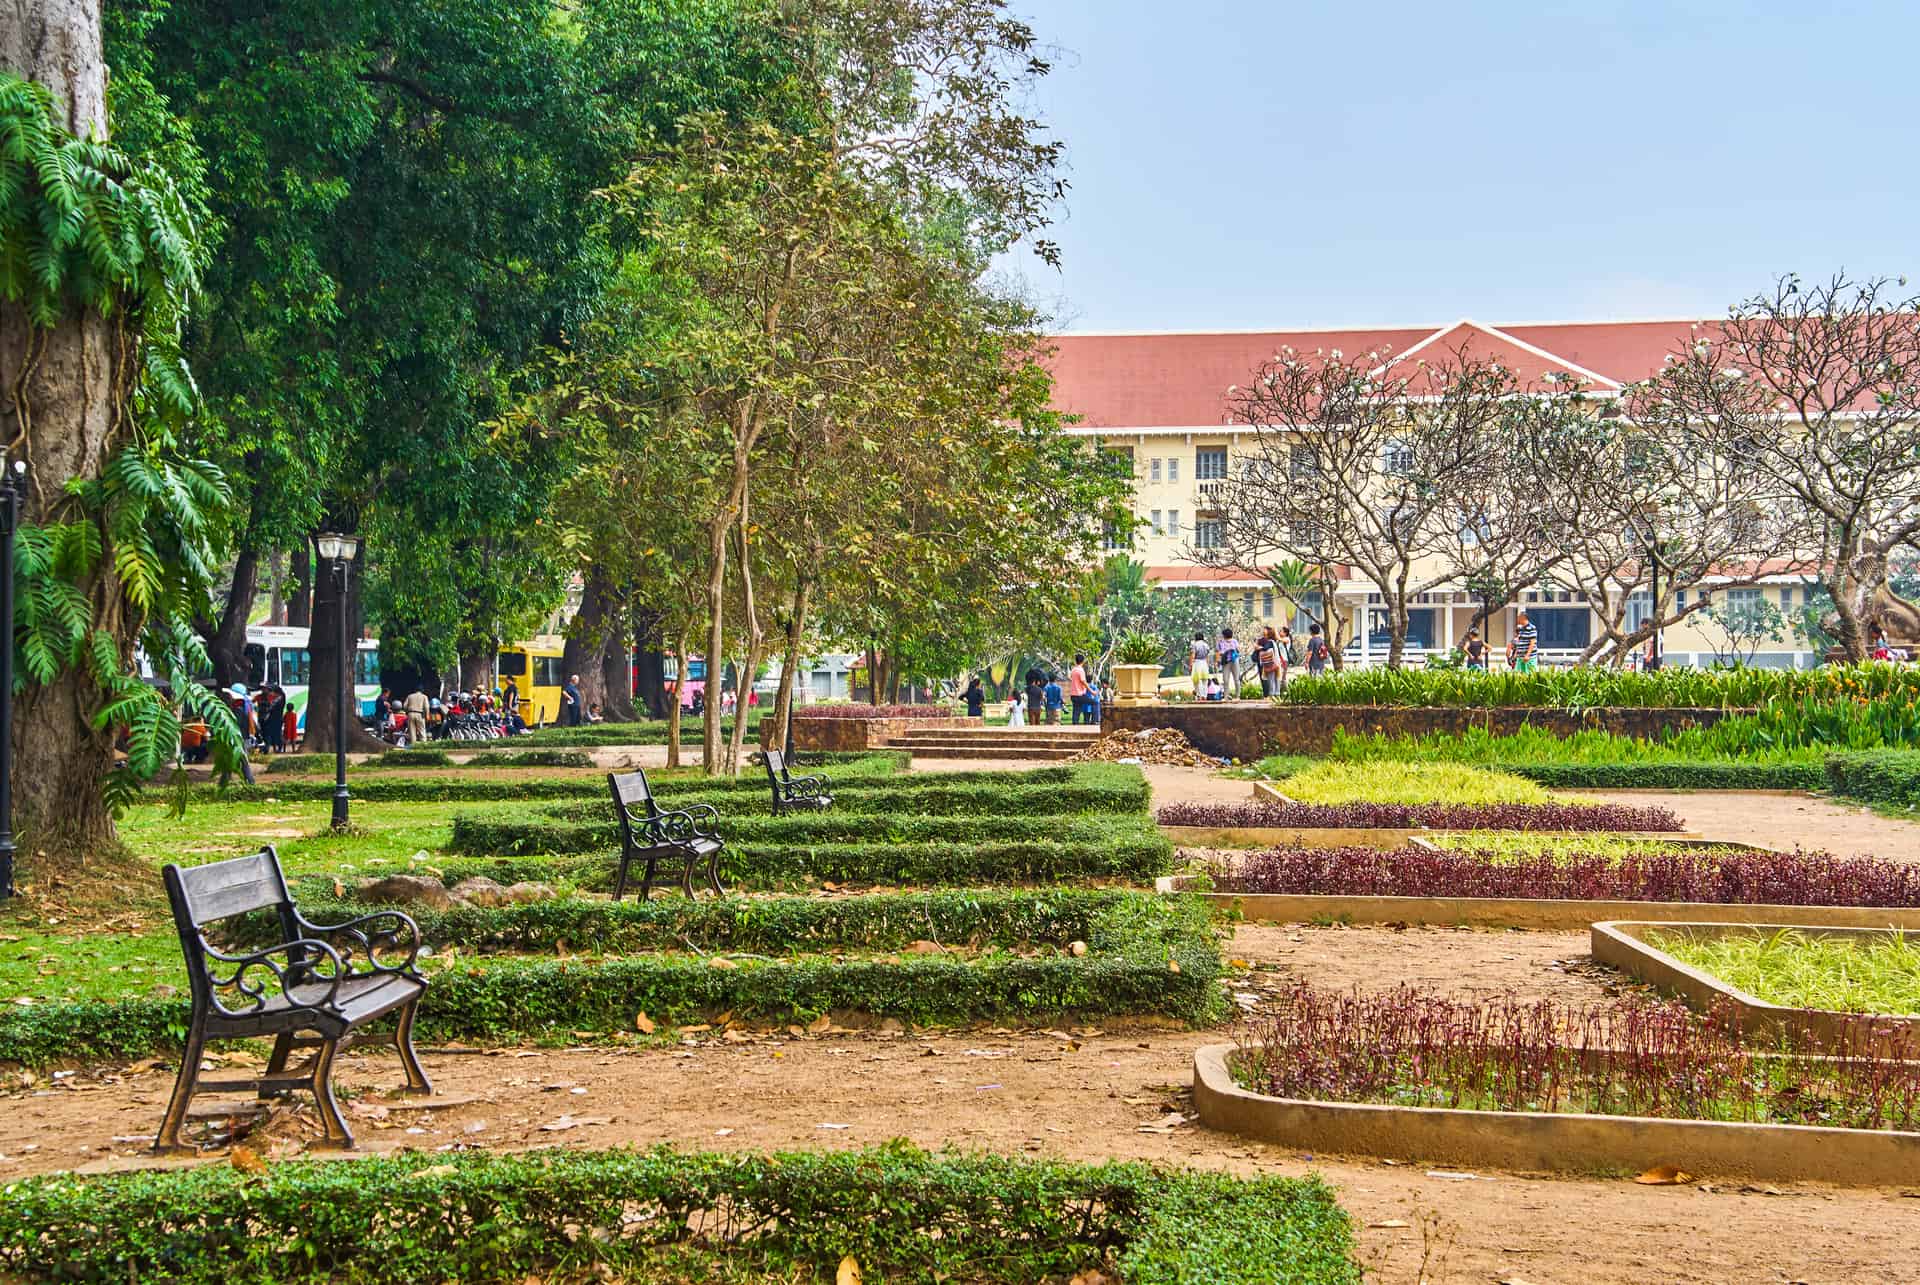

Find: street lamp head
<box><xmin>315</xmin><ymin>532</ymin><xmax>361</xmax><ymax>563</ymax></box>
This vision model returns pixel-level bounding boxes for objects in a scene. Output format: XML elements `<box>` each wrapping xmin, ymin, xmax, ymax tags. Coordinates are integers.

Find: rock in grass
<box><xmin>450</xmin><ymin>876</ymin><xmax>511</xmax><ymax>908</ymax></box>
<box><xmin>359</xmin><ymin>874</ymin><xmax>458</xmax><ymax>909</ymax></box>
<box><xmin>502</xmin><ymin>881</ymin><xmax>557</xmax><ymax>903</ymax></box>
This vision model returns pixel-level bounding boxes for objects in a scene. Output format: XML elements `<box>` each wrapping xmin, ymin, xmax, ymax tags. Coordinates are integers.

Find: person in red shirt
<box><xmin>1067</xmin><ymin>654</ymin><xmax>1091</xmax><ymax>724</ymax></box>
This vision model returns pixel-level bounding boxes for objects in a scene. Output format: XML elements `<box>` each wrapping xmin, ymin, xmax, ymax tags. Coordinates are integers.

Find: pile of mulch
<box><xmin>1068</xmin><ymin>727</ymin><xmax>1219</xmax><ymax>767</ymax></box>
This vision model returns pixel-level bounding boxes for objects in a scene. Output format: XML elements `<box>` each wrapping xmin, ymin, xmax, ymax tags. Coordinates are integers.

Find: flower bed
<box><xmin>1647</xmin><ymin>925</ymin><xmax>1920</xmax><ymax>1015</ymax></box>
<box><xmin>0</xmin><ymin>1145</ymin><xmax>1361</xmax><ymax>1285</ymax></box>
<box><xmin>1275</xmin><ymin>760</ymin><xmax>1561</xmax><ymax>806</ymax></box>
<box><xmin>1205</xmin><ymin>845</ymin><xmax>1920</xmax><ymax>907</ymax></box>
<box><xmin>1235</xmin><ymin>983</ymin><xmax>1920</xmax><ymax>1130</ymax></box>
<box><xmin>1157</xmin><ymin>799</ymin><xmax>1683</xmax><ymax>833</ymax></box>
<box><xmin>1277</xmin><ymin>661</ymin><xmax>1920</xmax><ymax>712</ymax></box>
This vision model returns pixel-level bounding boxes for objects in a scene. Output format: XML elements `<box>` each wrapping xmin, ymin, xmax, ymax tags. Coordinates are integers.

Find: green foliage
<box><xmin>1115</xmin><ymin>628</ymin><xmax>1168</xmax><ymax>666</ymax></box>
<box><xmin>1499</xmin><ymin>760</ymin><xmax>1827</xmax><ymax>792</ymax></box>
<box><xmin>0</xmin><ymin>71</ymin><xmax>245</xmax><ymax>808</ymax></box>
<box><xmin>373</xmin><ymin>747</ymin><xmax>455</xmax><ymax>768</ymax></box>
<box><xmin>1650</xmin><ymin>927</ymin><xmax>1920</xmax><ymax>1015</ymax></box>
<box><xmin>1825</xmin><ymin>751</ymin><xmax>1920</xmax><ymax>811</ymax></box>
<box><xmin>424</xmin><ymin>827</ymin><xmax>1173</xmax><ymax>891</ymax></box>
<box><xmin>0</xmin><ymin>1145</ymin><xmax>1359</xmax><ymax>1285</ymax></box>
<box><xmin>1282</xmin><ymin>662</ymin><xmax>1920</xmax><ymax>713</ymax></box>
<box><xmin>0</xmin><ymin>892</ymin><xmax>1219</xmax><ymax>1062</ymax></box>
<box><xmin>1280</xmin><ymin>760</ymin><xmax>1563</xmax><ymax>806</ymax></box>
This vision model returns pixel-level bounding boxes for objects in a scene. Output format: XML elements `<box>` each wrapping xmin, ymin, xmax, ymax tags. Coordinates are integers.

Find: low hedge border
<box><xmin>1496</xmin><ymin>761</ymin><xmax>1828</xmax><ymax>792</ymax></box>
<box><xmin>1825</xmin><ymin>750</ymin><xmax>1920</xmax><ymax>810</ymax></box>
<box><xmin>416</xmin><ymin>831</ymin><xmax>1174</xmax><ymax>890</ymax></box>
<box><xmin>448</xmin><ymin>809</ymin><xmax>1156</xmax><ymax>857</ymax></box>
<box><xmin>0</xmin><ymin>894</ymin><xmax>1221</xmax><ymax>1065</ymax></box>
<box><xmin>538</xmin><ymin>776</ymin><xmax>1147</xmax><ymax>823</ymax></box>
<box><xmin>0</xmin><ymin>1145</ymin><xmax>1359</xmax><ymax>1285</ymax></box>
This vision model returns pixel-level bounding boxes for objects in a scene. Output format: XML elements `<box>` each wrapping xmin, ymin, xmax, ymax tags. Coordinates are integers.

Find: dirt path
<box><xmin>1577</xmin><ymin>789</ymin><xmax>1920</xmax><ymax>860</ymax></box>
<box><xmin>6</xmin><ymin>1022</ymin><xmax>1914</xmax><ymax>1285</ymax></box>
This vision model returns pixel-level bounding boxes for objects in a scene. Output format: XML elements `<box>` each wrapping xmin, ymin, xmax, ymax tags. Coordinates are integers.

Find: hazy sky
<box><xmin>1002</xmin><ymin>1</ymin><xmax>1919</xmax><ymax>332</ymax></box>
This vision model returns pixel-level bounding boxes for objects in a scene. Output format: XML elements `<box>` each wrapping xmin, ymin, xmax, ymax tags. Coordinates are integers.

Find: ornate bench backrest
<box><xmin>162</xmin><ymin>847</ymin><xmax>299</xmax><ymax>1006</ymax></box>
<box><xmin>608</xmin><ymin>769</ymin><xmax>662</xmax><ymax>845</ymax></box>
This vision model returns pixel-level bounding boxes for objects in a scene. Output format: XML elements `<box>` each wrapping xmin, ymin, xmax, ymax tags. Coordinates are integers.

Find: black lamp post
<box><xmin>0</xmin><ymin>459</ymin><xmax>23</xmax><ymax>900</ymax></box>
<box><xmin>316</xmin><ymin>532</ymin><xmax>360</xmax><ymax>830</ymax></box>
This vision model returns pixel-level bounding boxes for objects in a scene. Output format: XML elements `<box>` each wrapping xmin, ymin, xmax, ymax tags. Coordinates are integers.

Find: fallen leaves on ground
<box><xmin>1635</xmin><ymin>1163</ymin><xmax>1695</xmax><ymax>1186</ymax></box>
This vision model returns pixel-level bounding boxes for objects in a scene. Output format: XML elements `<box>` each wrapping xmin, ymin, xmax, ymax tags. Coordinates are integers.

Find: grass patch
<box><xmin>1278</xmin><ymin>760</ymin><xmax>1569</xmax><ymax>806</ymax></box>
<box><xmin>1650</xmin><ymin>927</ymin><xmax>1920</xmax><ymax>1015</ymax></box>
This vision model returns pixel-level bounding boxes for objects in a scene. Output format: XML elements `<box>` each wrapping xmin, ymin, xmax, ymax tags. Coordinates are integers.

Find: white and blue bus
<box><xmin>241</xmin><ymin>625</ymin><xmax>381</xmax><ymax>733</ymax></box>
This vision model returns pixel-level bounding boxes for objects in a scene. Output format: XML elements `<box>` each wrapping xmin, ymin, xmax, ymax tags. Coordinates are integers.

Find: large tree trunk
<box><xmin>598</xmin><ymin>630</ymin><xmax>636</xmax><ymax>723</ymax></box>
<box><xmin>770</xmin><ymin>575</ymin><xmax>814</xmax><ymax>758</ymax></box>
<box><xmin>287</xmin><ymin>544</ymin><xmax>311</xmax><ymax>628</ymax></box>
<box><xmin>457</xmin><ymin>648</ymin><xmax>494</xmax><ymax>694</ymax></box>
<box><xmin>633</xmin><ymin>605</ymin><xmax>669</xmax><ymax>719</ymax></box>
<box><xmin>304</xmin><ymin>554</ymin><xmax>384</xmax><ymax>754</ymax></box>
<box><xmin>561</xmin><ymin>565</ymin><xmax>621</xmax><ymax>718</ymax></box>
<box><xmin>0</xmin><ymin>1</ymin><xmax>123</xmax><ymax>866</ymax></box>
<box><xmin>267</xmin><ymin>550</ymin><xmax>285</xmax><ymax>626</ymax></box>
<box><xmin>204</xmin><ymin>549</ymin><xmax>260</xmax><ymax>686</ymax></box>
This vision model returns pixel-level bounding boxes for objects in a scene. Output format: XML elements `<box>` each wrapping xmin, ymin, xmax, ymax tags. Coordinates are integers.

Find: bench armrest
<box><xmin>647</xmin><ymin>803</ymin><xmax>720</xmax><ymax>843</ymax></box>
<box><xmin>200</xmin><ymin>938</ymin><xmax>346</xmax><ymax>1018</ymax></box>
<box><xmin>782</xmin><ymin>774</ymin><xmax>827</xmax><ymax>800</ymax></box>
<box><xmin>295</xmin><ymin>909</ymin><xmax>424</xmax><ymax>977</ymax></box>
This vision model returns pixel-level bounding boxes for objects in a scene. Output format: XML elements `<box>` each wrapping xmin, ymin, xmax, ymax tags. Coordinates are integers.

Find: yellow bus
<box><xmin>495</xmin><ymin>637</ymin><xmax>567</xmax><ymax>725</ymax></box>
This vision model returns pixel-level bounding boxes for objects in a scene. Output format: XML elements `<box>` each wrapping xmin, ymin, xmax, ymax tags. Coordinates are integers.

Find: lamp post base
<box><xmin>331</xmin><ymin>789</ymin><xmax>351</xmax><ymax>831</ymax></box>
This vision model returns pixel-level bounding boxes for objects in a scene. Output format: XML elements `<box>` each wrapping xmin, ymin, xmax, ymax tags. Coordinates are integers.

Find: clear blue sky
<box><xmin>1002</xmin><ymin>1</ymin><xmax>1919</xmax><ymax>332</ymax></box>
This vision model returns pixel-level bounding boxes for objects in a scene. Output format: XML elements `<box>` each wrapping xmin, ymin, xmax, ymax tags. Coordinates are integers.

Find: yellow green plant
<box><xmin>1651</xmin><ymin>928</ymin><xmax>1920</xmax><ymax>1015</ymax></box>
<box><xmin>1280</xmin><ymin>760</ymin><xmax>1582</xmax><ymax>806</ymax></box>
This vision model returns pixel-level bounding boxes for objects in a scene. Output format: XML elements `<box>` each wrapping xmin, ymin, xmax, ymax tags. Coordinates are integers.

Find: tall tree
<box><xmin>1625</xmin><ymin>274</ymin><xmax>1920</xmax><ymax>660</ymax></box>
<box><xmin>1</xmin><ymin>3</ymin><xmax>242</xmax><ymax>866</ymax></box>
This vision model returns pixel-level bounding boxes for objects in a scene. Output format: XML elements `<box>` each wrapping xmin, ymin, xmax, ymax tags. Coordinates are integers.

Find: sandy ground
<box><xmin>11</xmin><ymin>764</ymin><xmax>1920</xmax><ymax>1280</ymax></box>
<box><xmin>1576</xmin><ymin>788</ymin><xmax>1920</xmax><ymax>862</ymax></box>
<box><xmin>6</xmin><ymin>917</ymin><xmax>1916</xmax><ymax>1283</ymax></box>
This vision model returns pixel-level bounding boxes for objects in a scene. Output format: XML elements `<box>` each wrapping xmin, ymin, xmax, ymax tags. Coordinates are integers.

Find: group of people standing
<box><xmin>960</xmin><ymin>656</ymin><xmax>1105</xmax><ymax>728</ymax></box>
<box><xmin>1189</xmin><ymin>624</ymin><xmax>1332</xmax><ymax>699</ymax></box>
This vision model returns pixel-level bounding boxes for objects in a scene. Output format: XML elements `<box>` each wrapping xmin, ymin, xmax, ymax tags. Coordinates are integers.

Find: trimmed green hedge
<box><xmin>539</xmin><ymin>775</ymin><xmax>1146</xmax><ymax>823</ymax></box>
<box><xmin>1825</xmin><ymin>750</ymin><xmax>1920</xmax><ymax>809</ymax></box>
<box><xmin>251</xmin><ymin>888</ymin><xmax>1148</xmax><ymax>955</ymax></box>
<box><xmin>420</xmin><ymin>831</ymin><xmax>1174</xmax><ymax>890</ymax></box>
<box><xmin>1497</xmin><ymin>760</ymin><xmax>1828</xmax><ymax>791</ymax></box>
<box><xmin>0</xmin><ymin>1145</ymin><xmax>1360</xmax><ymax>1284</ymax></box>
<box><xmin>0</xmin><ymin>893</ymin><xmax>1219</xmax><ymax>1064</ymax></box>
<box><xmin>449</xmin><ymin>808</ymin><xmax>1150</xmax><ymax>856</ymax></box>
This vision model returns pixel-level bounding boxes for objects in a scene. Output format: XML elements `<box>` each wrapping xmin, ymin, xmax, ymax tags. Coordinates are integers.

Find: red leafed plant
<box><xmin>1157</xmin><ymin>799</ymin><xmax>1683</xmax><ymax>832</ymax></box>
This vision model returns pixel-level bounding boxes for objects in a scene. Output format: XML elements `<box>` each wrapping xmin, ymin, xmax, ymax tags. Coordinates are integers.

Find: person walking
<box><xmin>1006</xmin><ymin>688</ymin><xmax>1026</xmax><ymax>727</ymax></box>
<box><xmin>260</xmin><ymin>685</ymin><xmax>286</xmax><ymax>754</ymax></box>
<box><xmin>402</xmin><ymin>686</ymin><xmax>429</xmax><ymax>746</ymax></box>
<box><xmin>1255</xmin><ymin>626</ymin><xmax>1280</xmax><ymax>697</ymax></box>
<box><xmin>1464</xmin><ymin>628</ymin><xmax>1487</xmax><ymax>671</ymax></box>
<box><xmin>961</xmin><ymin>677</ymin><xmax>986</xmax><ymax>718</ymax></box>
<box><xmin>1025</xmin><ymin>672</ymin><xmax>1046</xmax><ymax>727</ymax></box>
<box><xmin>562</xmin><ymin>673</ymin><xmax>583</xmax><ymax>726</ymax></box>
<box><xmin>1508</xmin><ymin>610</ymin><xmax>1539</xmax><ymax>673</ymax></box>
<box><xmin>1067</xmin><ymin>654</ymin><xmax>1091</xmax><ymax>724</ymax></box>
<box><xmin>1216</xmin><ymin>627</ymin><xmax>1242</xmax><ymax>699</ymax></box>
<box><xmin>1305</xmin><ymin>623</ymin><xmax>1331</xmax><ymax>677</ymax></box>
<box><xmin>1188</xmin><ymin>632</ymin><xmax>1210</xmax><ymax>694</ymax></box>
<box><xmin>1042</xmin><ymin>673</ymin><xmax>1065</xmax><ymax>724</ymax></box>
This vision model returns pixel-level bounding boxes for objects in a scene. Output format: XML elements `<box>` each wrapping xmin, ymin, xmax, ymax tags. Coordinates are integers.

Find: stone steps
<box><xmin>887</xmin><ymin>726</ymin><xmax>1100</xmax><ymax>761</ymax></box>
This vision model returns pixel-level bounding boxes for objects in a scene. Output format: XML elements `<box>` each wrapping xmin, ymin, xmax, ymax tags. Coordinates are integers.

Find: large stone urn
<box><xmin>1112</xmin><ymin>664</ymin><xmax>1162</xmax><ymax>706</ymax></box>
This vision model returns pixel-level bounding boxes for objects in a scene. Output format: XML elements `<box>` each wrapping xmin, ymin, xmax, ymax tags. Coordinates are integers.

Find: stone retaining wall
<box><xmin>1105</xmin><ymin>702</ymin><xmax>1743</xmax><ymax>759</ymax></box>
<box><xmin>762</xmin><ymin>715</ymin><xmax>980</xmax><ymax>751</ymax></box>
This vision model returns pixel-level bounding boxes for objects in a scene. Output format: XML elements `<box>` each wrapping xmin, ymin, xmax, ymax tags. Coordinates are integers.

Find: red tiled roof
<box><xmin>1049</xmin><ymin>318</ymin><xmax>1720</xmax><ymax>429</ymax></box>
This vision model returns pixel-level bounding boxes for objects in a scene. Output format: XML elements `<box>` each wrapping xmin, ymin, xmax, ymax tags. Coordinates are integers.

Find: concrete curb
<box><xmin>1592</xmin><ymin>920</ymin><xmax>1920</xmax><ymax>1052</ymax></box>
<box><xmin>1192</xmin><ymin>1043</ymin><xmax>1920</xmax><ymax>1186</ymax></box>
<box><xmin>1154</xmin><ymin>877</ymin><xmax>1920</xmax><ymax>931</ymax></box>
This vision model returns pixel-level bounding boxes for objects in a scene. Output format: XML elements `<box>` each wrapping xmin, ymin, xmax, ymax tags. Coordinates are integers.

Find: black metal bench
<box><xmin>762</xmin><ymin>748</ymin><xmax>832</xmax><ymax>814</ymax></box>
<box><xmin>609</xmin><ymin>768</ymin><xmax>726</xmax><ymax>900</ymax></box>
<box><xmin>156</xmin><ymin>846</ymin><xmax>431</xmax><ymax>1152</ymax></box>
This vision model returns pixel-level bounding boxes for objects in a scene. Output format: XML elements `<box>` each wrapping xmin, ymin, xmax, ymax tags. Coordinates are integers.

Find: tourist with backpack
<box><xmin>1216</xmin><ymin>627</ymin><xmax>1242</xmax><ymax>699</ymax></box>
<box><xmin>1305</xmin><ymin>624</ymin><xmax>1331</xmax><ymax>677</ymax></box>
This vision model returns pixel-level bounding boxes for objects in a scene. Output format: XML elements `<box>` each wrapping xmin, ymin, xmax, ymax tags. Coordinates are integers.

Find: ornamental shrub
<box><xmin>449</xmin><ymin>809</ymin><xmax>1157</xmax><ymax>856</ymax></box>
<box><xmin>0</xmin><ymin>1145</ymin><xmax>1360</xmax><ymax>1284</ymax></box>
<box><xmin>1157</xmin><ymin>799</ymin><xmax>1684</xmax><ymax>832</ymax></box>
<box><xmin>1208</xmin><ymin>845</ymin><xmax>1920</xmax><ymax>907</ymax></box>
<box><xmin>1825</xmin><ymin>750</ymin><xmax>1920</xmax><ymax>809</ymax></box>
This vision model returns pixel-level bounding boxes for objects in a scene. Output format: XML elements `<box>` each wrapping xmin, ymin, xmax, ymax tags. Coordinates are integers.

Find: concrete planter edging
<box><xmin>1156</xmin><ymin>877</ymin><xmax>1920</xmax><ymax>932</ymax></box>
<box><xmin>1160</xmin><ymin>825</ymin><xmax>1703</xmax><ymax>852</ymax></box>
<box><xmin>1192</xmin><ymin>1043</ymin><xmax>1920</xmax><ymax>1186</ymax></box>
<box><xmin>1592</xmin><ymin>920</ymin><xmax>1920</xmax><ymax>1052</ymax></box>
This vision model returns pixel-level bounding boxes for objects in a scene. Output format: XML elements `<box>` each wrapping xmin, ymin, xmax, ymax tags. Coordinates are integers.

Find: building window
<box><xmin>1196</xmin><ymin>448</ymin><xmax>1228</xmax><ymax>480</ymax></box>
<box><xmin>1262</xmin><ymin>592</ymin><xmax>1274</xmax><ymax>618</ymax></box>
<box><xmin>1625</xmin><ymin>591</ymin><xmax>1652</xmax><ymax>633</ymax></box>
<box><xmin>1289</xmin><ymin>445</ymin><xmax>1317</xmax><ymax>480</ymax></box>
<box><xmin>1528</xmin><ymin>607</ymin><xmax>1591</xmax><ymax>650</ymax></box>
<box><xmin>1167</xmin><ymin>457</ymin><xmax>1180</xmax><ymax>483</ymax></box>
<box><xmin>1150</xmin><ymin>509</ymin><xmax>1163</xmax><ymax>536</ymax></box>
<box><xmin>1166</xmin><ymin>509</ymin><xmax>1181</xmax><ymax>536</ymax></box>
<box><xmin>1101</xmin><ymin>520</ymin><xmax>1123</xmax><ymax>551</ymax></box>
<box><xmin>1724</xmin><ymin>586</ymin><xmax>1764</xmax><ymax>628</ymax></box>
<box><xmin>1382</xmin><ymin>441</ymin><xmax>1415</xmax><ymax>475</ymax></box>
<box><xmin>1288</xmin><ymin>518</ymin><xmax>1319</xmax><ymax>548</ymax></box>
<box><xmin>1194</xmin><ymin>515</ymin><xmax>1224</xmax><ymax>549</ymax></box>
<box><xmin>1242</xmin><ymin>591</ymin><xmax>1255</xmax><ymax>617</ymax></box>
<box><xmin>1150</xmin><ymin>458</ymin><xmax>1162</xmax><ymax>483</ymax></box>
